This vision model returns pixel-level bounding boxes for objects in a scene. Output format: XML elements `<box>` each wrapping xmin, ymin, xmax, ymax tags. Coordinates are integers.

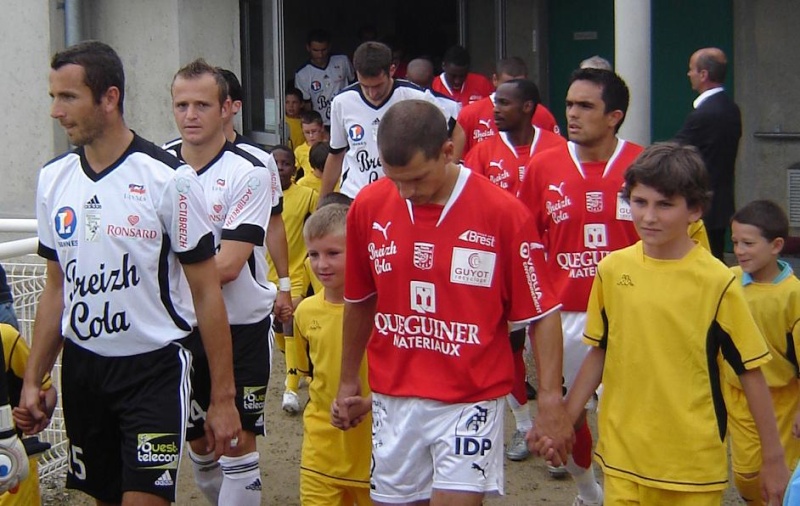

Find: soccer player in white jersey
<box><xmin>168</xmin><ymin>60</ymin><xmax>275</xmax><ymax>506</ymax></box>
<box><xmin>294</xmin><ymin>29</ymin><xmax>355</xmax><ymax>126</ymax></box>
<box><xmin>319</xmin><ymin>41</ymin><xmax>447</xmax><ymax>199</ymax></box>
<box><xmin>331</xmin><ymin>100</ymin><xmax>573</xmax><ymax>505</ymax></box>
<box><xmin>22</xmin><ymin>41</ymin><xmax>239</xmax><ymax>505</ymax></box>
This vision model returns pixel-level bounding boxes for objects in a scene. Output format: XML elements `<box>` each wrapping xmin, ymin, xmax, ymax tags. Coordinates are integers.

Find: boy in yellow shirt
<box><xmin>294</xmin><ymin>111</ymin><xmax>328</xmax><ymax>180</ymax></box>
<box><xmin>294</xmin><ymin>204</ymin><xmax>372</xmax><ymax>505</ymax></box>
<box><xmin>558</xmin><ymin>143</ymin><xmax>789</xmax><ymax>505</ymax></box>
<box><xmin>298</xmin><ymin>141</ymin><xmax>329</xmax><ymax>195</ymax></box>
<box><xmin>727</xmin><ymin>200</ymin><xmax>800</xmax><ymax>505</ymax></box>
<box><xmin>267</xmin><ymin>146</ymin><xmax>318</xmax><ymax>414</ymax></box>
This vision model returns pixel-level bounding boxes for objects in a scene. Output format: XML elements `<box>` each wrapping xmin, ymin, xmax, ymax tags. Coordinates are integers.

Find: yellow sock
<box><xmin>734</xmin><ymin>472</ymin><xmax>763</xmax><ymax>506</ymax></box>
<box><xmin>284</xmin><ymin>335</ymin><xmax>300</xmax><ymax>393</ymax></box>
<box><xmin>274</xmin><ymin>331</ymin><xmax>286</xmax><ymax>353</ymax></box>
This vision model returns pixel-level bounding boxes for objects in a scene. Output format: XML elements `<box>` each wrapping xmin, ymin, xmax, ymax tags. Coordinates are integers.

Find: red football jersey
<box><xmin>346</xmin><ymin>168</ymin><xmax>560</xmax><ymax>403</ymax></box>
<box><xmin>464</xmin><ymin>129</ymin><xmax>566</xmax><ymax>196</ymax></box>
<box><xmin>457</xmin><ymin>95</ymin><xmax>561</xmax><ymax>157</ymax></box>
<box><xmin>518</xmin><ymin>140</ymin><xmax>644</xmax><ymax>311</ymax></box>
<box><xmin>432</xmin><ymin>72</ymin><xmax>495</xmax><ymax>107</ymax></box>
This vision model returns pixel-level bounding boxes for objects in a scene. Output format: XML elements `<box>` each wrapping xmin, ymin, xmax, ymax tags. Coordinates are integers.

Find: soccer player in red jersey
<box><xmin>457</xmin><ymin>57</ymin><xmax>560</xmax><ymax>157</ymax></box>
<box><xmin>463</xmin><ymin>78</ymin><xmax>565</xmax><ymax>462</ymax></box>
<box><xmin>518</xmin><ymin>68</ymin><xmax>643</xmax><ymax>506</ymax></box>
<box><xmin>431</xmin><ymin>45</ymin><xmax>494</xmax><ymax>107</ymax></box>
<box><xmin>333</xmin><ymin>100</ymin><xmax>573</xmax><ymax>505</ymax></box>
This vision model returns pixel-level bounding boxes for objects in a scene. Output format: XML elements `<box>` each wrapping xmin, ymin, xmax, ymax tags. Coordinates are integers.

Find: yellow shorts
<box><xmin>725</xmin><ymin>381</ymin><xmax>800</xmax><ymax>473</ymax></box>
<box><xmin>604</xmin><ymin>474</ymin><xmax>723</xmax><ymax>506</ymax></box>
<box><xmin>300</xmin><ymin>471</ymin><xmax>372</xmax><ymax>506</ymax></box>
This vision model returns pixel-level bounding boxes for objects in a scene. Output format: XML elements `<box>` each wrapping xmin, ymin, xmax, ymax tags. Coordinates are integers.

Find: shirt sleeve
<box><xmin>716</xmin><ymin>279</ymin><xmax>772</xmax><ymax>374</ymax></box>
<box><xmin>221</xmin><ymin>164</ymin><xmax>271</xmax><ymax>245</ymax></box>
<box><xmin>329</xmin><ymin>97</ymin><xmax>348</xmax><ymax>151</ymax></box>
<box><xmin>158</xmin><ymin>165</ymin><xmax>216</xmax><ymax>264</ymax></box>
<box><xmin>295</xmin><ymin>69</ymin><xmax>311</xmax><ymax>101</ymax></box>
<box><xmin>583</xmin><ymin>272</ymin><xmax>607</xmax><ymax>348</ymax></box>
<box><xmin>36</xmin><ymin>167</ymin><xmax>58</xmax><ymax>261</ymax></box>
<box><xmin>506</xmin><ymin>209</ymin><xmax>560</xmax><ymax>324</ymax></box>
<box><xmin>343</xmin><ymin>198</ymin><xmax>376</xmax><ymax>302</ymax></box>
<box><xmin>293</xmin><ymin>302</ymin><xmax>311</xmax><ymax>376</ymax></box>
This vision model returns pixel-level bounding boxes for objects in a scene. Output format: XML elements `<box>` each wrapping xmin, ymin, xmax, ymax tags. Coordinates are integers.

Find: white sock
<box><xmin>506</xmin><ymin>394</ymin><xmax>533</xmax><ymax>432</ymax></box>
<box><xmin>219</xmin><ymin>451</ymin><xmax>261</xmax><ymax>506</ymax></box>
<box><xmin>566</xmin><ymin>456</ymin><xmax>602</xmax><ymax>502</ymax></box>
<box><xmin>189</xmin><ymin>447</ymin><xmax>222</xmax><ymax>505</ymax></box>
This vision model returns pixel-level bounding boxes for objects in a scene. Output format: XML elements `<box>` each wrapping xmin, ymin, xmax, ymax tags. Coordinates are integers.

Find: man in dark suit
<box><xmin>675</xmin><ymin>47</ymin><xmax>742</xmax><ymax>261</ymax></box>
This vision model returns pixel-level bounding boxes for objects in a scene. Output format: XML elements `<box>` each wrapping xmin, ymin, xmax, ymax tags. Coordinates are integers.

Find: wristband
<box><xmin>0</xmin><ymin>406</ymin><xmax>14</xmax><ymax>439</ymax></box>
<box><xmin>278</xmin><ymin>277</ymin><xmax>291</xmax><ymax>292</ymax></box>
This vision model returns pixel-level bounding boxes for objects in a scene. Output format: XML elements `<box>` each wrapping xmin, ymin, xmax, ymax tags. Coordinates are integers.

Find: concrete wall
<box><xmin>0</xmin><ymin>3</ymin><xmax>64</xmax><ymax>219</ymax></box>
<box><xmin>734</xmin><ymin>0</ymin><xmax>800</xmax><ymax>219</ymax></box>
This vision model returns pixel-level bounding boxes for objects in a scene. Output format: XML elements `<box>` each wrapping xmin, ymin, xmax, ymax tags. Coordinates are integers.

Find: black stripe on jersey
<box><xmin>340</xmin><ymin>78</ymin><xmax>425</xmax><ymax>111</ymax></box>
<box><xmin>706</xmin><ymin>320</ymin><xmax>729</xmax><ymax>442</ymax></box>
<box><xmin>271</xmin><ymin>196</ymin><xmax>283</xmax><ymax>216</ymax></box>
<box><xmin>80</xmin><ymin>134</ymin><xmax>182</xmax><ymax>181</ymax></box>
<box><xmin>42</xmin><ymin>148</ymin><xmax>78</xmax><ymax>169</ymax></box>
<box><xmin>247</xmin><ymin>252</ymin><xmax>257</xmax><ymax>281</ymax></box>
<box><xmin>786</xmin><ymin>329</ymin><xmax>799</xmax><ymax>375</ymax></box>
<box><xmin>594</xmin><ymin>453</ymin><xmax>729</xmax><ymax>488</ymax></box>
<box><xmin>177</xmin><ymin>232</ymin><xmax>216</xmax><ymax>265</ymax></box>
<box><xmin>229</xmin><ymin>142</ymin><xmax>266</xmax><ymax>168</ymax></box>
<box><xmin>158</xmin><ymin>238</ymin><xmax>192</xmax><ymax>332</ymax></box>
<box><xmin>195</xmin><ymin>145</ymin><xmax>228</xmax><ymax>176</ymax></box>
<box><xmin>329</xmin><ymin>145</ymin><xmax>346</xmax><ymax>155</ymax></box>
<box><xmin>162</xmin><ymin>137</ymin><xmax>183</xmax><ymax>151</ymax></box>
<box><xmin>37</xmin><ymin>243</ymin><xmax>58</xmax><ymax>262</ymax></box>
<box><xmin>221</xmin><ymin>223</ymin><xmax>265</xmax><ymax>246</ymax></box>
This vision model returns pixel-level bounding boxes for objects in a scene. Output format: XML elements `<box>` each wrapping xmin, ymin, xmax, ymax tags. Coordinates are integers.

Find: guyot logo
<box><xmin>137</xmin><ymin>433</ymin><xmax>179</xmax><ymax>469</ymax></box>
<box><xmin>243</xmin><ymin>386</ymin><xmax>267</xmax><ymax>414</ymax></box>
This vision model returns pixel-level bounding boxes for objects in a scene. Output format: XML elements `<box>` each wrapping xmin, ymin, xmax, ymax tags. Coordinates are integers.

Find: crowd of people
<box><xmin>0</xmin><ymin>25</ymin><xmax>796</xmax><ymax>506</ymax></box>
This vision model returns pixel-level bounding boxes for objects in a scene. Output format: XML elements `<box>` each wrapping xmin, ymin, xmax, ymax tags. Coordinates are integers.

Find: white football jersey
<box><xmin>232</xmin><ymin>133</ymin><xmax>284</xmax><ymax>213</ymax></box>
<box><xmin>36</xmin><ymin>135</ymin><xmax>215</xmax><ymax>356</ymax></box>
<box><xmin>329</xmin><ymin>79</ymin><xmax>444</xmax><ymax>198</ymax></box>
<box><xmin>164</xmin><ymin>141</ymin><xmax>277</xmax><ymax>325</ymax></box>
<box><xmin>294</xmin><ymin>54</ymin><xmax>355</xmax><ymax>125</ymax></box>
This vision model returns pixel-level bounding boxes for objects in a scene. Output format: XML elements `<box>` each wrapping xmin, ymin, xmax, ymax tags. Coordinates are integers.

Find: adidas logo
<box><xmin>155</xmin><ymin>470</ymin><xmax>173</xmax><ymax>487</ymax></box>
<box><xmin>245</xmin><ymin>478</ymin><xmax>262</xmax><ymax>491</ymax></box>
<box><xmin>255</xmin><ymin>414</ymin><xmax>264</xmax><ymax>428</ymax></box>
<box><xmin>84</xmin><ymin>195</ymin><xmax>101</xmax><ymax>209</ymax></box>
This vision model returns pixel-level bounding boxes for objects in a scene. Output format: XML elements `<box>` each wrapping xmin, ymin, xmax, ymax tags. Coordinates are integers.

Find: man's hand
<box><xmin>528</xmin><ymin>395</ymin><xmax>574</xmax><ymax>466</ymax></box>
<box><xmin>332</xmin><ymin>395</ymin><xmax>371</xmax><ymax>430</ymax></box>
<box><xmin>333</xmin><ymin>380</ymin><xmax>362</xmax><ymax>430</ymax></box>
<box><xmin>761</xmin><ymin>455</ymin><xmax>789</xmax><ymax>505</ymax></box>
<box><xmin>18</xmin><ymin>384</ymin><xmax>49</xmax><ymax>436</ymax></box>
<box><xmin>0</xmin><ymin>405</ymin><xmax>28</xmax><ymax>493</ymax></box>
<box><xmin>274</xmin><ymin>291</ymin><xmax>293</xmax><ymax>322</ymax></box>
<box><xmin>203</xmin><ymin>398</ymin><xmax>242</xmax><ymax>459</ymax></box>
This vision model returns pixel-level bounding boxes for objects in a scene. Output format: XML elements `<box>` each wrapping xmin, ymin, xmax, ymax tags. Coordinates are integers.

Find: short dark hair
<box><xmin>353</xmin><ymin>42</ymin><xmax>392</xmax><ymax>77</ymax></box>
<box><xmin>443</xmin><ymin>45</ymin><xmax>470</xmax><ymax>67</ymax></box>
<box><xmin>732</xmin><ymin>200</ymin><xmax>789</xmax><ymax>243</ymax></box>
<box><xmin>172</xmin><ymin>59</ymin><xmax>228</xmax><ymax>106</ymax></box>
<box><xmin>286</xmin><ymin>87</ymin><xmax>303</xmax><ymax>101</ymax></box>
<box><xmin>495</xmin><ymin>57</ymin><xmax>527</xmax><ymax>78</ymax></box>
<box><xmin>270</xmin><ymin>144</ymin><xmax>293</xmax><ymax>158</ymax></box>
<box><xmin>696</xmin><ymin>51</ymin><xmax>727</xmax><ymax>83</ymax></box>
<box><xmin>568</xmin><ymin>68</ymin><xmax>629</xmax><ymax>132</ymax></box>
<box><xmin>378</xmin><ymin>100</ymin><xmax>448</xmax><ymax>167</ymax></box>
<box><xmin>51</xmin><ymin>40</ymin><xmax>126</xmax><ymax>114</ymax></box>
<box><xmin>307</xmin><ymin>29</ymin><xmax>331</xmax><ymax>45</ymax></box>
<box><xmin>502</xmin><ymin>79</ymin><xmax>541</xmax><ymax>109</ymax></box>
<box><xmin>309</xmin><ymin>141</ymin><xmax>330</xmax><ymax>171</ymax></box>
<box><xmin>623</xmin><ymin>142</ymin><xmax>711</xmax><ymax>213</ymax></box>
<box><xmin>300</xmin><ymin>110</ymin><xmax>323</xmax><ymax>126</ymax></box>
<box><xmin>216</xmin><ymin>68</ymin><xmax>243</xmax><ymax>103</ymax></box>
<box><xmin>318</xmin><ymin>191</ymin><xmax>353</xmax><ymax>208</ymax></box>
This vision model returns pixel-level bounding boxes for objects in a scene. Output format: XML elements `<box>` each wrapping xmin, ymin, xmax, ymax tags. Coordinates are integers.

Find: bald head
<box><xmin>406</xmin><ymin>58</ymin><xmax>435</xmax><ymax>89</ymax></box>
<box><xmin>691</xmin><ymin>47</ymin><xmax>727</xmax><ymax>85</ymax></box>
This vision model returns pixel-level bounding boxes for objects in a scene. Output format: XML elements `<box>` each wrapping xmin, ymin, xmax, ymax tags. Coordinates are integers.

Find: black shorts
<box><xmin>184</xmin><ymin>315</ymin><xmax>272</xmax><ymax>441</ymax></box>
<box><xmin>61</xmin><ymin>338</ymin><xmax>192</xmax><ymax>503</ymax></box>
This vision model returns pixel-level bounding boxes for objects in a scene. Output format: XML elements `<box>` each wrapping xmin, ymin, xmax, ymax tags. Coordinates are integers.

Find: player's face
<box><xmin>383</xmin><ymin>145</ymin><xmax>453</xmax><ymax>205</ymax></box>
<box><xmin>357</xmin><ymin>71</ymin><xmax>393</xmax><ymax>105</ymax></box>
<box><xmin>565</xmin><ymin>80</ymin><xmax>618</xmax><ymax>147</ymax></box>
<box><xmin>172</xmin><ymin>74</ymin><xmax>229</xmax><ymax>147</ymax></box>
<box><xmin>494</xmin><ymin>83</ymin><xmax>530</xmax><ymax>132</ymax></box>
<box><xmin>49</xmin><ymin>64</ymin><xmax>108</xmax><ymax>147</ymax></box>
<box><xmin>731</xmin><ymin>221</ymin><xmax>783</xmax><ymax>282</ymax></box>
<box><xmin>443</xmin><ymin>63</ymin><xmax>468</xmax><ymax>90</ymax></box>
<box><xmin>687</xmin><ymin>52</ymin><xmax>703</xmax><ymax>92</ymax></box>
<box><xmin>307</xmin><ymin>232</ymin><xmax>346</xmax><ymax>290</ymax></box>
<box><xmin>629</xmin><ymin>184</ymin><xmax>702</xmax><ymax>259</ymax></box>
<box><xmin>285</xmin><ymin>94</ymin><xmax>302</xmax><ymax>117</ymax></box>
<box><xmin>307</xmin><ymin>41</ymin><xmax>330</xmax><ymax>66</ymax></box>
<box><xmin>302</xmin><ymin>122</ymin><xmax>325</xmax><ymax>146</ymax></box>
<box><xmin>272</xmin><ymin>149</ymin><xmax>296</xmax><ymax>190</ymax></box>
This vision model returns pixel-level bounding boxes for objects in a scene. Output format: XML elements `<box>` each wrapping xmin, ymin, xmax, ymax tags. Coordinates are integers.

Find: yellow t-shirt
<box><xmin>688</xmin><ymin>219</ymin><xmax>711</xmax><ymax>251</ymax></box>
<box><xmin>294</xmin><ymin>291</ymin><xmax>371</xmax><ymax>487</ymax></box>
<box><xmin>294</xmin><ymin>143</ymin><xmax>312</xmax><ymax>176</ymax></box>
<box><xmin>267</xmin><ymin>184</ymin><xmax>318</xmax><ymax>298</ymax></box>
<box><xmin>1</xmin><ymin>323</ymin><xmax>52</xmax><ymax>406</ymax></box>
<box><xmin>724</xmin><ymin>263</ymin><xmax>800</xmax><ymax>389</ymax></box>
<box><xmin>584</xmin><ymin>242</ymin><xmax>771</xmax><ymax>492</ymax></box>
<box><xmin>285</xmin><ymin>117</ymin><xmax>305</xmax><ymax>152</ymax></box>
<box><xmin>297</xmin><ymin>171</ymin><xmax>322</xmax><ymax>195</ymax></box>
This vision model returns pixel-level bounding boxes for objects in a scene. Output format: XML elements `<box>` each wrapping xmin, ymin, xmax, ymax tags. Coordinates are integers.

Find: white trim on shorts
<box><xmin>370</xmin><ymin>393</ymin><xmax>504</xmax><ymax>503</ymax></box>
<box><xmin>173</xmin><ymin>341</ymin><xmax>192</xmax><ymax>496</ymax></box>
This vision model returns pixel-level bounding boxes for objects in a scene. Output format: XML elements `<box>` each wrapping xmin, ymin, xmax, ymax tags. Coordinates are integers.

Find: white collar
<box><xmin>693</xmin><ymin>87</ymin><xmax>724</xmax><ymax>109</ymax></box>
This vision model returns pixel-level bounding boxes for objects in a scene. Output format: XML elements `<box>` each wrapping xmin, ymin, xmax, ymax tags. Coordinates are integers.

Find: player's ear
<box><xmin>441</xmin><ymin>139</ymin><xmax>455</xmax><ymax>163</ymax></box>
<box><xmin>771</xmin><ymin>236</ymin><xmax>785</xmax><ymax>256</ymax></box>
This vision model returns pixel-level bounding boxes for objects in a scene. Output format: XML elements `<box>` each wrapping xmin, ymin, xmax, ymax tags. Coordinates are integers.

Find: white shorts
<box><xmin>370</xmin><ymin>393</ymin><xmax>504</xmax><ymax>503</ymax></box>
<box><xmin>562</xmin><ymin>311</ymin><xmax>591</xmax><ymax>390</ymax></box>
